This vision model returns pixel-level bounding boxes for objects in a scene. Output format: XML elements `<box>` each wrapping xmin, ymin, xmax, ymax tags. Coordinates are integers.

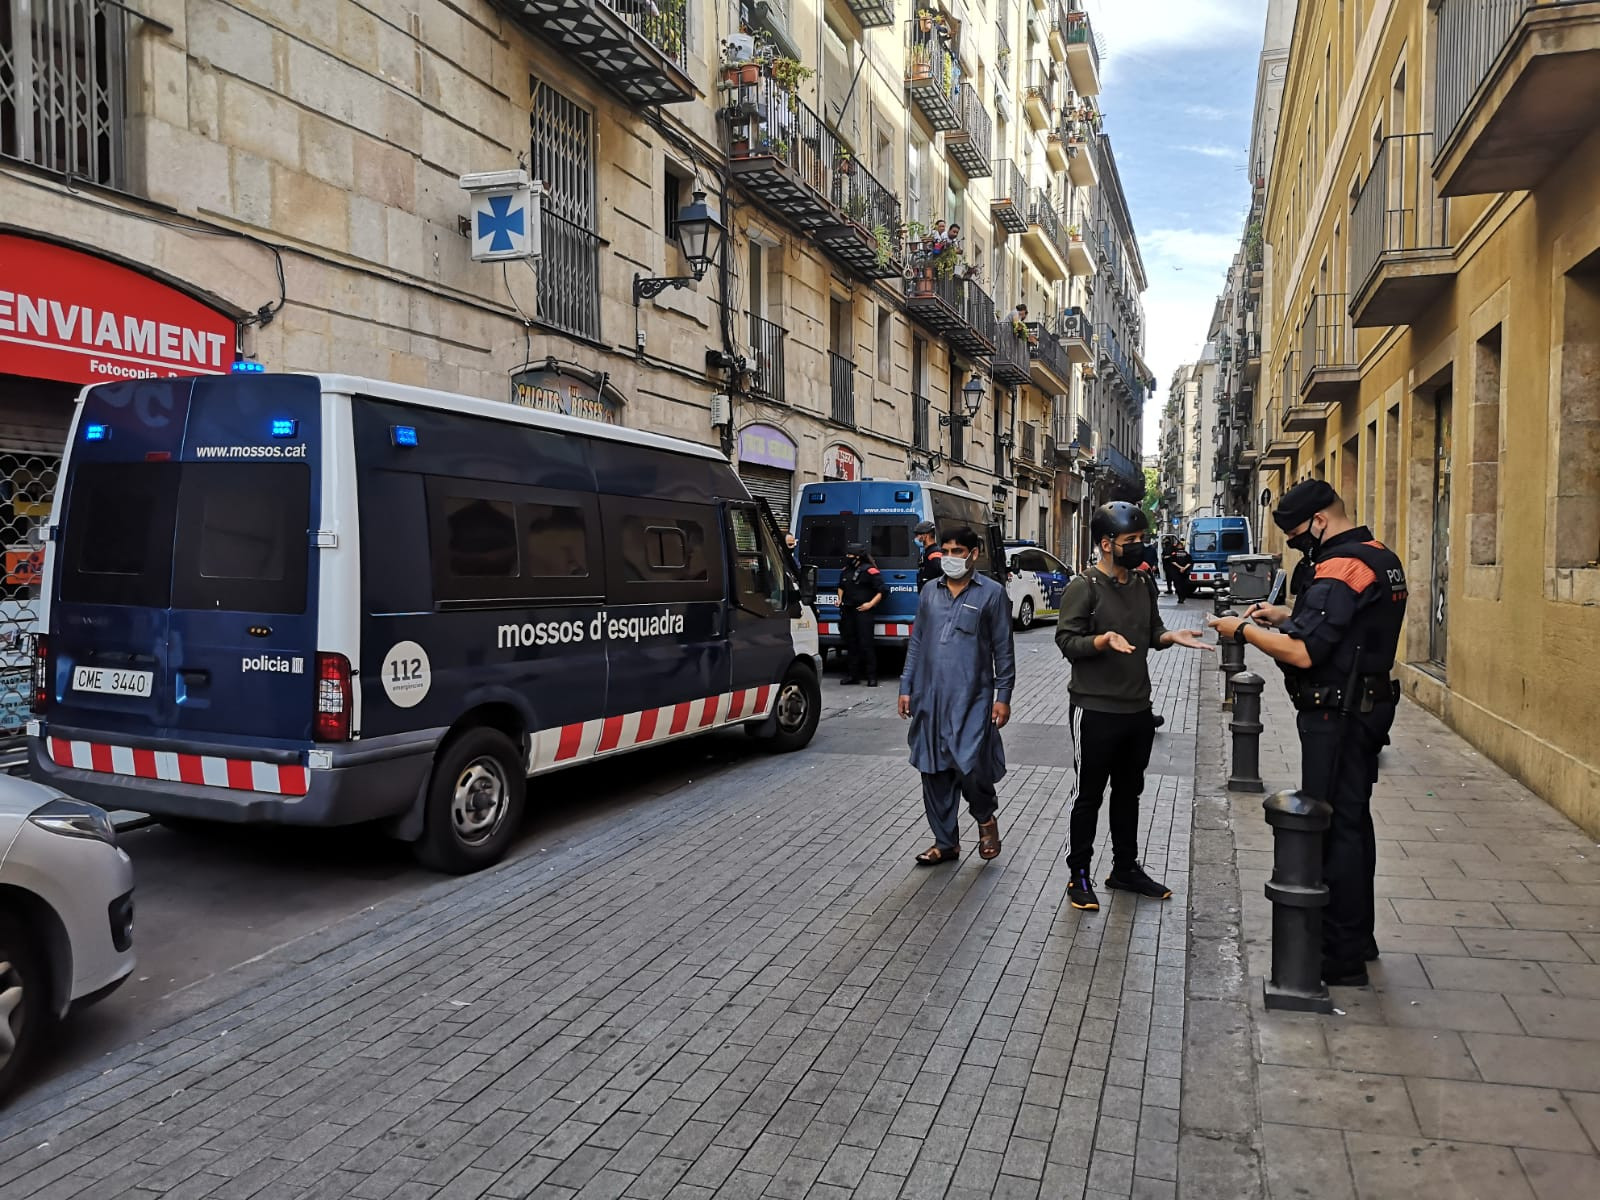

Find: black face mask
<box><xmin>1286</xmin><ymin>522</ymin><xmax>1323</xmax><ymax>559</ymax></box>
<box><xmin>846</xmin><ymin>556</ymin><xmax>860</xmax><ymax>567</ymax></box>
<box><xmin>1113</xmin><ymin>541</ymin><xmax>1146</xmax><ymax>570</ymax></box>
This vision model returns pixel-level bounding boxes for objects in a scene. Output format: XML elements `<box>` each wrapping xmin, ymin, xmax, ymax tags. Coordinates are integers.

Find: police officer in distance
<box><xmin>1206</xmin><ymin>480</ymin><xmax>1408</xmax><ymax>987</ymax></box>
<box><xmin>913</xmin><ymin>520</ymin><xmax>944</xmax><ymax>590</ymax></box>
<box><xmin>839</xmin><ymin>542</ymin><xmax>887</xmax><ymax>687</ymax></box>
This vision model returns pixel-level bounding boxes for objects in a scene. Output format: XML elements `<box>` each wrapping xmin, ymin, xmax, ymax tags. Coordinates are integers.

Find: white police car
<box><xmin>1003</xmin><ymin>541</ymin><xmax>1074</xmax><ymax>629</ymax></box>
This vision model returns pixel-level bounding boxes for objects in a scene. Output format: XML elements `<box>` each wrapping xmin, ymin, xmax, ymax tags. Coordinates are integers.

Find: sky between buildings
<box><xmin>1089</xmin><ymin>0</ymin><xmax>1270</xmax><ymax>453</ymax></box>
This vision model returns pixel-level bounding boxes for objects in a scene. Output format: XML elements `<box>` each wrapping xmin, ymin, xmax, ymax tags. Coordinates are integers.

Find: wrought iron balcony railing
<box><xmin>1350</xmin><ymin>132</ymin><xmax>1454</xmax><ymax>326</ymax></box>
<box><xmin>497</xmin><ymin>0</ymin><xmax>693</xmax><ymax>105</ymax></box>
<box><xmin>750</xmin><ymin>314</ymin><xmax>786</xmax><ymax>405</ymax></box>
<box><xmin>829</xmin><ymin>351</ymin><xmax>855</xmax><ymax>427</ymax></box>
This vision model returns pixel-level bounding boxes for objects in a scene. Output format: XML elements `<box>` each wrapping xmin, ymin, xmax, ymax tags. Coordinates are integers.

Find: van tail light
<box><xmin>31</xmin><ymin>634</ymin><xmax>49</xmax><ymax>714</ymax></box>
<box><xmin>314</xmin><ymin>652</ymin><xmax>352</xmax><ymax>742</ymax></box>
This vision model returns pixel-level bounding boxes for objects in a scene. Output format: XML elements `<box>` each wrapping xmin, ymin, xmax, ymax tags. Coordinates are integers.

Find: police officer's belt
<box><xmin>1287</xmin><ymin>675</ymin><xmax>1401</xmax><ymax>713</ymax></box>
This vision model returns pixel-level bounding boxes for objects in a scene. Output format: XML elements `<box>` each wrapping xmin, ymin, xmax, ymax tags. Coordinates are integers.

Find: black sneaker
<box><xmin>1105</xmin><ymin>863</ymin><xmax>1172</xmax><ymax>900</ymax></box>
<box><xmin>1068</xmin><ymin>869</ymin><xmax>1099</xmax><ymax>911</ymax></box>
<box><xmin>1323</xmin><ymin>962</ymin><xmax>1370</xmax><ymax>987</ymax></box>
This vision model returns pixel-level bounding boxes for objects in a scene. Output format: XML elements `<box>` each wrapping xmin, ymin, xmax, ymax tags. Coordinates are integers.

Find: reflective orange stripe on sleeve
<box><xmin>1314</xmin><ymin>557</ymin><xmax>1377</xmax><ymax>592</ymax></box>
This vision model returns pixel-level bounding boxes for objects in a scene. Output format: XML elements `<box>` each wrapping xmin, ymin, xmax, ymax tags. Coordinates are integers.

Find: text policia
<box><xmin>497</xmin><ymin>609</ymin><xmax>688</xmax><ymax>650</ymax></box>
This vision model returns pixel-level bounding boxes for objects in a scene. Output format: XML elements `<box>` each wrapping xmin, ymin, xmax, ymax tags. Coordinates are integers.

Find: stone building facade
<box><xmin>0</xmin><ymin>0</ymin><xmax>1152</xmax><ymax>620</ymax></box>
<box><xmin>1256</xmin><ymin>0</ymin><xmax>1600</xmax><ymax>832</ymax></box>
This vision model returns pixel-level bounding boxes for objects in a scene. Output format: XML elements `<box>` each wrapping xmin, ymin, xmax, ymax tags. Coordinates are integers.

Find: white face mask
<box><xmin>941</xmin><ymin>554</ymin><xmax>972</xmax><ymax>579</ymax></box>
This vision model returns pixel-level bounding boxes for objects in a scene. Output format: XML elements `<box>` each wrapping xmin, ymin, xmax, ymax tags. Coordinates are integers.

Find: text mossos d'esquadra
<box><xmin>498</xmin><ymin>610</ymin><xmax>687</xmax><ymax>650</ymax></box>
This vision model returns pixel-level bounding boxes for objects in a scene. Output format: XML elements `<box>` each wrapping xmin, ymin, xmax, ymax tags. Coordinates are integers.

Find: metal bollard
<box><xmin>1219</xmin><ymin>631</ymin><xmax>1247</xmax><ymax>710</ymax></box>
<box><xmin>1262</xmin><ymin>789</ymin><xmax>1334</xmax><ymax>1013</ymax></box>
<box><xmin>1228</xmin><ymin>671</ymin><xmax>1264</xmax><ymax>793</ymax></box>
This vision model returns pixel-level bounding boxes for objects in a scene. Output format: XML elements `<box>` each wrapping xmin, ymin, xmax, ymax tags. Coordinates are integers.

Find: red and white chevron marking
<box><xmin>527</xmin><ymin>685</ymin><xmax>776</xmax><ymax>774</ymax></box>
<box><xmin>819</xmin><ymin>622</ymin><xmax>913</xmax><ymax>638</ymax></box>
<box><xmin>47</xmin><ymin>737</ymin><xmax>310</xmax><ymax>796</ymax></box>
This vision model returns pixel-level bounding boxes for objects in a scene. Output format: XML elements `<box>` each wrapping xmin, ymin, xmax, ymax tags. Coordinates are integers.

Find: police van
<box><xmin>794</xmin><ymin>480</ymin><xmax>1005</xmax><ymax>655</ymax></box>
<box><xmin>28</xmin><ymin>373</ymin><xmax>822</xmax><ymax>873</ymax></box>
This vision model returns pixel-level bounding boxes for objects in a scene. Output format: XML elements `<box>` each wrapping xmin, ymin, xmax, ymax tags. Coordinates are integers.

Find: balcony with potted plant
<box><xmin>1066</xmin><ymin>222</ymin><xmax>1095</xmax><ymax>277</ymax></box>
<box><xmin>904</xmin><ymin>234</ymin><xmax>997</xmax><ymax>357</ymax></box>
<box><xmin>906</xmin><ymin>12</ymin><xmax>963</xmax><ymax>131</ymax></box>
<box><xmin>1063</xmin><ymin>6</ymin><xmax>1101</xmax><ymax>97</ymax></box>
<box><xmin>816</xmin><ymin>158</ymin><xmax>905</xmax><ymax>280</ymax></box>
<box><xmin>1022</xmin><ymin>188</ymin><xmax>1070</xmax><ymax>281</ymax></box>
<box><xmin>1023</xmin><ymin>59</ymin><xmax>1056</xmax><ymax>131</ymax></box>
<box><xmin>992</xmin><ymin>311</ymin><xmax>1033</xmax><ymax>386</ymax></box>
<box><xmin>719</xmin><ymin>50</ymin><xmax>836</xmax><ymax>230</ymax></box>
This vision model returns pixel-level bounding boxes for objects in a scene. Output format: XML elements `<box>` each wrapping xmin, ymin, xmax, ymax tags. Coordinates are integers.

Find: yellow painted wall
<box><xmin>1263</xmin><ymin>0</ymin><xmax>1600</xmax><ymax>833</ymax></box>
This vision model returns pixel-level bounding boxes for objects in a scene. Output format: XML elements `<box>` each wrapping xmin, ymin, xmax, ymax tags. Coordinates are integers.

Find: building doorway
<box><xmin>1429</xmin><ymin>387</ymin><xmax>1452</xmax><ymax>668</ymax></box>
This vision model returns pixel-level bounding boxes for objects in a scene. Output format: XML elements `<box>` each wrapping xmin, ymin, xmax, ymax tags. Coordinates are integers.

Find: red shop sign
<box><xmin>0</xmin><ymin>234</ymin><xmax>236</xmax><ymax>386</ymax></box>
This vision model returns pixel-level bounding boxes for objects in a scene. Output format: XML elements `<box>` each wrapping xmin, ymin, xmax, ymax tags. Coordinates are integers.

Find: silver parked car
<box><xmin>0</xmin><ymin>777</ymin><xmax>134</xmax><ymax>1101</ymax></box>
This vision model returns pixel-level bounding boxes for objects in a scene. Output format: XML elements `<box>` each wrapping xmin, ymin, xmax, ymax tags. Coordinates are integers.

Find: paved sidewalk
<box><xmin>0</xmin><ymin>610</ymin><xmax>1210</xmax><ymax>1200</ymax></box>
<box><xmin>1197</xmin><ymin>646</ymin><xmax>1600</xmax><ymax>1199</ymax></box>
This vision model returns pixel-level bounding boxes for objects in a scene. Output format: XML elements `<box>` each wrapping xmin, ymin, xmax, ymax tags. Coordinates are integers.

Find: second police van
<box><xmin>29</xmin><ymin>373</ymin><xmax>822</xmax><ymax>873</ymax></box>
<box><xmin>793</xmin><ymin>479</ymin><xmax>1006</xmax><ymax>657</ymax></box>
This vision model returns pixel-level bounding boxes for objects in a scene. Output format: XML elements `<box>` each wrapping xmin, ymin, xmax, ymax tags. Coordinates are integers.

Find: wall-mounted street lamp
<box><xmin>940</xmin><ymin>373</ymin><xmax>987</xmax><ymax>427</ymax></box>
<box><xmin>633</xmin><ymin>190</ymin><xmax>726</xmax><ymax>305</ymax></box>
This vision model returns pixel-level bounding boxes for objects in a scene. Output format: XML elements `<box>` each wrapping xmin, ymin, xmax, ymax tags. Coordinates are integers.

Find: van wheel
<box><xmin>0</xmin><ymin>912</ymin><xmax>49</xmax><ymax>1102</ymax></box>
<box><xmin>1016</xmin><ymin>597</ymin><xmax>1035</xmax><ymax>630</ymax></box>
<box><xmin>761</xmin><ymin>665</ymin><xmax>821</xmax><ymax>754</ymax></box>
<box><xmin>414</xmin><ymin>728</ymin><xmax>525</xmax><ymax>874</ymax></box>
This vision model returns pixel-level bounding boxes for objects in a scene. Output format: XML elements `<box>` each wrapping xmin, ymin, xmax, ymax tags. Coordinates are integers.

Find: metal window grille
<box><xmin>530</xmin><ymin>81</ymin><xmax>600</xmax><ymax>342</ymax></box>
<box><xmin>0</xmin><ymin>449</ymin><xmax>57</xmax><ymax>738</ymax></box>
<box><xmin>1</xmin><ymin>0</ymin><xmax>127</xmax><ymax>185</ymax></box>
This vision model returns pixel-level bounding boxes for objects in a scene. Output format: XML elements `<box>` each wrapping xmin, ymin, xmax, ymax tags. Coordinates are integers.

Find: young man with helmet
<box><xmin>1056</xmin><ymin>502</ymin><xmax>1212</xmax><ymax>911</ymax></box>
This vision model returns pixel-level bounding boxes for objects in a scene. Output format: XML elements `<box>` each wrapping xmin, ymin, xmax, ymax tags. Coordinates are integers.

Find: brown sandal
<box><xmin>978</xmin><ymin>819</ymin><xmax>1002</xmax><ymax>860</ymax></box>
<box><xmin>915</xmin><ymin>844</ymin><xmax>959</xmax><ymax>866</ymax></box>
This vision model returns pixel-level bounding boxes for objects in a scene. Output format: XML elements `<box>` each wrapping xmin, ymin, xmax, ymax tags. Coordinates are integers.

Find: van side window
<box><xmin>601</xmin><ymin>497</ymin><xmax>723</xmax><ymax>604</ymax></box>
<box><xmin>521</xmin><ymin>503</ymin><xmax>590</xmax><ymax>578</ymax></box>
<box><xmin>443</xmin><ymin>498</ymin><xmax>518</xmax><ymax>577</ymax></box>
<box><xmin>427</xmin><ymin>478</ymin><xmax>602</xmax><ymax>605</ymax></box>
<box><xmin>729</xmin><ymin>505</ymin><xmax>789</xmax><ymax>613</ymax></box>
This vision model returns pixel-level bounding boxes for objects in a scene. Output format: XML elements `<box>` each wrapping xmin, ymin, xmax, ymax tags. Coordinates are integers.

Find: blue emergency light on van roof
<box><xmin>894</xmin><ymin>489</ymin><xmax>914</xmax><ymax>503</ymax></box>
<box><xmin>84</xmin><ymin>423</ymin><xmax>109</xmax><ymax>442</ymax></box>
<box><xmin>270</xmin><ymin>418</ymin><xmax>298</xmax><ymax>438</ymax></box>
<box><xmin>391</xmin><ymin>425</ymin><xmax>418</xmax><ymax>447</ymax></box>
<box><xmin>231</xmin><ymin>359</ymin><xmax>266</xmax><ymax>373</ymax></box>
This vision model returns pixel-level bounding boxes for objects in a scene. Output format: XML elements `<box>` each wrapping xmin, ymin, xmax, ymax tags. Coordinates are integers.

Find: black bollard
<box><xmin>1262</xmin><ymin>789</ymin><xmax>1334</xmax><ymax>1013</ymax></box>
<box><xmin>1228</xmin><ymin>671</ymin><xmax>1264</xmax><ymax>793</ymax></box>
<box><xmin>1219</xmin><ymin>632</ymin><xmax>1247</xmax><ymax>710</ymax></box>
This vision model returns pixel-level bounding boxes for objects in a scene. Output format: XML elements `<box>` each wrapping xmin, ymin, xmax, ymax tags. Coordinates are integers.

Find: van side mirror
<box><xmin>800</xmin><ymin>565</ymin><xmax>818</xmax><ymax>607</ymax></box>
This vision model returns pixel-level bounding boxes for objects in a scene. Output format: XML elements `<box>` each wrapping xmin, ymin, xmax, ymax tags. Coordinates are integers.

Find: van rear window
<box><xmin>61</xmin><ymin>462</ymin><xmax>310</xmax><ymax>612</ymax></box>
<box><xmin>173</xmin><ymin>464</ymin><xmax>311</xmax><ymax>614</ymax></box>
<box><xmin>866</xmin><ymin>521</ymin><xmax>917</xmax><ymax>569</ymax></box>
<box><xmin>1220</xmin><ymin>531</ymin><xmax>1247</xmax><ymax>552</ymax></box>
<box><xmin>60</xmin><ymin>463</ymin><xmax>180</xmax><ymax>607</ymax></box>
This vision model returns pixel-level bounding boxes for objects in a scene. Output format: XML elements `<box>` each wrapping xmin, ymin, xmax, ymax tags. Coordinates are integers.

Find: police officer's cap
<box><xmin>1272</xmin><ymin>479</ymin><xmax>1340</xmax><ymax>531</ymax></box>
<box><xmin>846</xmin><ymin>542</ymin><xmax>867</xmax><ymax>556</ymax></box>
<box><xmin>1090</xmin><ymin>501</ymin><xmax>1149</xmax><ymax>543</ymax></box>
<box><xmin>913</xmin><ymin>520</ymin><xmax>936</xmax><ymax>536</ymax></box>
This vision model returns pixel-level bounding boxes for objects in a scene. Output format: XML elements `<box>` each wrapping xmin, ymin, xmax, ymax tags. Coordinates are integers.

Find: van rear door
<box><xmin>50</xmin><ymin>375</ymin><xmax>322</xmax><ymax>750</ymax></box>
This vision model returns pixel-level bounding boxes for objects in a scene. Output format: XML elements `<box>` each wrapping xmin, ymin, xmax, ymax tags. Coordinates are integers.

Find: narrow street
<box><xmin>0</xmin><ymin>615</ymin><xmax>1209</xmax><ymax>1199</ymax></box>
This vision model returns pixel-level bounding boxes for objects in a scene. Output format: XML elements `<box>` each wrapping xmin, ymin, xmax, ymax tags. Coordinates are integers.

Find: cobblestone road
<box><xmin>0</xmin><ymin>610</ymin><xmax>1211</xmax><ymax>1200</ymax></box>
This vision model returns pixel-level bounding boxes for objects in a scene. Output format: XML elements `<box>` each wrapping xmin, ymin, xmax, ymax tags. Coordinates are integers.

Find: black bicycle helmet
<box><xmin>1089</xmin><ymin>501</ymin><xmax>1150</xmax><ymax>543</ymax></box>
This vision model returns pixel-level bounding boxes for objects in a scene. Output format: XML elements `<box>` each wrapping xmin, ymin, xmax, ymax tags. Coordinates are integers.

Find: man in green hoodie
<box><xmin>1056</xmin><ymin>502</ymin><xmax>1212</xmax><ymax>911</ymax></box>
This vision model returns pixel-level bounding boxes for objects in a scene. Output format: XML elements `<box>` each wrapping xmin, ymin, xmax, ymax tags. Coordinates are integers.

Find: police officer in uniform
<box><xmin>1206</xmin><ymin>480</ymin><xmax>1407</xmax><ymax>986</ymax></box>
<box><xmin>839</xmin><ymin>542</ymin><xmax>887</xmax><ymax>687</ymax></box>
<box><xmin>914</xmin><ymin>520</ymin><xmax>943</xmax><ymax>590</ymax></box>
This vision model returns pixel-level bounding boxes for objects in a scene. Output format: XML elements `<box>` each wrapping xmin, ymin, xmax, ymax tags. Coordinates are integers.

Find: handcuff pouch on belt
<box><xmin>1286</xmin><ymin>675</ymin><xmax>1400</xmax><ymax>714</ymax></box>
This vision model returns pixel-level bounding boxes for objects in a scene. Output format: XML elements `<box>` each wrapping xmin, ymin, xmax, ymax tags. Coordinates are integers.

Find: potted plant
<box><xmin>918</xmin><ymin>8</ymin><xmax>934</xmax><ymax>34</ymax></box>
<box><xmin>845</xmin><ymin>191</ymin><xmax>868</xmax><ymax>222</ymax></box>
<box><xmin>872</xmin><ymin>224</ymin><xmax>894</xmax><ymax>269</ymax></box>
<box><xmin>933</xmin><ymin>244</ymin><xmax>960</xmax><ymax>280</ymax></box>
<box><xmin>1066</xmin><ymin>223</ymin><xmax>1082</xmax><ymax>240</ymax></box>
<box><xmin>720</xmin><ymin>41</ymin><xmax>761</xmax><ymax>87</ymax></box>
<box><xmin>835</xmin><ymin>147</ymin><xmax>856</xmax><ymax>176</ymax></box>
<box><xmin>770</xmin><ymin>56</ymin><xmax>814</xmax><ymax>113</ymax></box>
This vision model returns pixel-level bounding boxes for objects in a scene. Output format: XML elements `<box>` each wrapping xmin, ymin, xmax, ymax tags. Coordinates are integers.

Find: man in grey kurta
<box><xmin>898</xmin><ymin>526</ymin><xmax>1017</xmax><ymax>865</ymax></box>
